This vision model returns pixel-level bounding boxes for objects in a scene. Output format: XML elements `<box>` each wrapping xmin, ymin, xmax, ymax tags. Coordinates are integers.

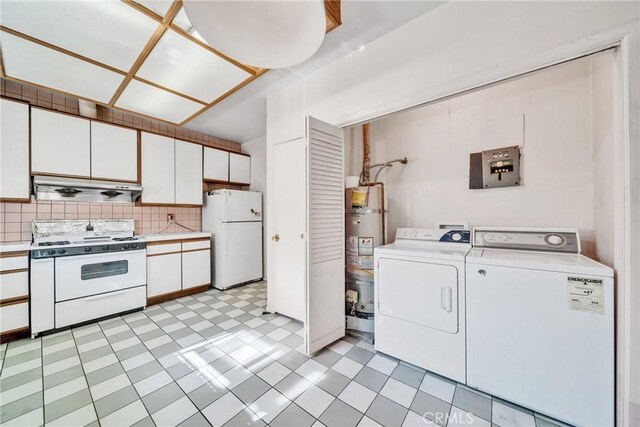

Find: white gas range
<box><xmin>30</xmin><ymin>219</ymin><xmax>147</xmax><ymax>337</ymax></box>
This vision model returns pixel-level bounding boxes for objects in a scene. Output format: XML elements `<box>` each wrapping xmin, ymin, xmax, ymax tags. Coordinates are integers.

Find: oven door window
<box><xmin>81</xmin><ymin>260</ymin><xmax>128</xmax><ymax>280</ymax></box>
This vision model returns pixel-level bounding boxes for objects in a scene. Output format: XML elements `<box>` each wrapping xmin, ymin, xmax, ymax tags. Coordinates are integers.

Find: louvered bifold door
<box><xmin>305</xmin><ymin>117</ymin><xmax>346</xmax><ymax>355</ymax></box>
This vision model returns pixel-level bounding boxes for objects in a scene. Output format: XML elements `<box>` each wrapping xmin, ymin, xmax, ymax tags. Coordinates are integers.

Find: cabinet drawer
<box><xmin>182</xmin><ymin>239</ymin><xmax>210</xmax><ymax>251</ymax></box>
<box><xmin>0</xmin><ymin>302</ymin><xmax>29</xmax><ymax>333</ymax></box>
<box><xmin>0</xmin><ymin>255</ymin><xmax>28</xmax><ymax>271</ymax></box>
<box><xmin>146</xmin><ymin>242</ymin><xmax>181</xmax><ymax>255</ymax></box>
<box><xmin>56</xmin><ymin>286</ymin><xmax>146</xmax><ymax>329</ymax></box>
<box><xmin>0</xmin><ymin>270</ymin><xmax>28</xmax><ymax>300</ymax></box>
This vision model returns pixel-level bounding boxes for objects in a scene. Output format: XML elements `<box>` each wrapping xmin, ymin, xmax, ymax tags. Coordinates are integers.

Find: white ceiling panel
<box><xmin>1</xmin><ymin>32</ymin><xmax>124</xmax><ymax>104</ymax></box>
<box><xmin>115</xmin><ymin>79</ymin><xmax>204</xmax><ymax>124</ymax></box>
<box><xmin>0</xmin><ymin>0</ymin><xmax>158</xmax><ymax>71</ymax></box>
<box><xmin>136</xmin><ymin>0</ymin><xmax>174</xmax><ymax>17</ymax></box>
<box><xmin>136</xmin><ymin>30</ymin><xmax>251</xmax><ymax>103</ymax></box>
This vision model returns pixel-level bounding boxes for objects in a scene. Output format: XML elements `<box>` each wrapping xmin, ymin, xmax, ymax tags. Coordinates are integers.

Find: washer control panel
<box><xmin>473</xmin><ymin>228</ymin><xmax>580</xmax><ymax>253</ymax></box>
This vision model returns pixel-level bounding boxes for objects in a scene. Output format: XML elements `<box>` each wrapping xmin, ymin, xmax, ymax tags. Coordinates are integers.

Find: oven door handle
<box><xmin>84</xmin><ymin>291</ymin><xmax>125</xmax><ymax>301</ymax></box>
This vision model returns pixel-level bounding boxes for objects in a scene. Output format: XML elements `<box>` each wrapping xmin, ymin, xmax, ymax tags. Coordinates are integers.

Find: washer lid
<box><xmin>465</xmin><ymin>248</ymin><xmax>613</xmax><ymax>277</ymax></box>
<box><xmin>375</xmin><ymin>242</ymin><xmax>470</xmax><ymax>262</ymax></box>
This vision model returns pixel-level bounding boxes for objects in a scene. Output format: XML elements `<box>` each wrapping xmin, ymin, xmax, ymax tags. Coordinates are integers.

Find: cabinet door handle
<box><xmin>272</xmin><ymin>234</ymin><xmax>280</xmax><ymax>242</ymax></box>
<box><xmin>441</xmin><ymin>287</ymin><xmax>452</xmax><ymax>312</ymax></box>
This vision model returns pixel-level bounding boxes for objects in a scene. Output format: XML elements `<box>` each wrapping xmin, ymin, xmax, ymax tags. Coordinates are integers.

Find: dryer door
<box><xmin>378</xmin><ymin>258</ymin><xmax>459</xmax><ymax>333</ymax></box>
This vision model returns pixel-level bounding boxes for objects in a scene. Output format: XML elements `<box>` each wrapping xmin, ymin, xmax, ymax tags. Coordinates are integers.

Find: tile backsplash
<box><xmin>0</xmin><ymin>199</ymin><xmax>201</xmax><ymax>242</ymax></box>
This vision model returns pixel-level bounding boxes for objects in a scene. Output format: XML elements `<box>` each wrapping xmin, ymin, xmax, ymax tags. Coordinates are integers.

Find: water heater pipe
<box><xmin>362</xmin><ymin>123</ymin><xmax>371</xmax><ymax>184</ymax></box>
<box><xmin>371</xmin><ymin>157</ymin><xmax>408</xmax><ymax>183</ymax></box>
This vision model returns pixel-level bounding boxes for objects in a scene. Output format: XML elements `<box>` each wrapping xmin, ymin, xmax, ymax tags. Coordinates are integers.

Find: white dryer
<box><xmin>466</xmin><ymin>227</ymin><xmax>614</xmax><ymax>427</ymax></box>
<box><xmin>374</xmin><ymin>228</ymin><xmax>471</xmax><ymax>383</ymax></box>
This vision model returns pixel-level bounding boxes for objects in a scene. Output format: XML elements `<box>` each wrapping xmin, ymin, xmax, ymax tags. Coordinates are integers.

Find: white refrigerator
<box><xmin>203</xmin><ymin>190</ymin><xmax>263</xmax><ymax>290</ymax></box>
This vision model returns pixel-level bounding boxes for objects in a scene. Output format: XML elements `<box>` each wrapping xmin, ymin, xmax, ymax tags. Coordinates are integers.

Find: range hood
<box><xmin>33</xmin><ymin>176</ymin><xmax>142</xmax><ymax>203</ymax></box>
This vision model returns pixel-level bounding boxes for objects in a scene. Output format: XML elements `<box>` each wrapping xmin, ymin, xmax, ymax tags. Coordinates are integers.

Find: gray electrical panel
<box><xmin>469</xmin><ymin>145</ymin><xmax>521</xmax><ymax>189</ymax></box>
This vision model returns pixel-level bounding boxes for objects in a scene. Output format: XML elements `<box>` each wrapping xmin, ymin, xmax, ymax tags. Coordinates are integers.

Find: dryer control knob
<box><xmin>452</xmin><ymin>233</ymin><xmax>462</xmax><ymax>241</ymax></box>
<box><xmin>546</xmin><ymin>234</ymin><xmax>564</xmax><ymax>246</ymax></box>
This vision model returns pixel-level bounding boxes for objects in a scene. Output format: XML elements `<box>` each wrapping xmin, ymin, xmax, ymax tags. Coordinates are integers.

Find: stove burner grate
<box><xmin>37</xmin><ymin>241</ymin><xmax>71</xmax><ymax>247</ymax></box>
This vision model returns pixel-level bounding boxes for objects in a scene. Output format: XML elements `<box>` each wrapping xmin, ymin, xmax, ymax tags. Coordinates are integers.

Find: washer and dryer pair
<box><xmin>374</xmin><ymin>227</ymin><xmax>613</xmax><ymax>427</ymax></box>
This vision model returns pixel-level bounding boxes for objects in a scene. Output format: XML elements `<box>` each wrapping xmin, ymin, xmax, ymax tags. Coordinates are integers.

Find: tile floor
<box><xmin>0</xmin><ymin>282</ymin><xmax>569</xmax><ymax>427</ymax></box>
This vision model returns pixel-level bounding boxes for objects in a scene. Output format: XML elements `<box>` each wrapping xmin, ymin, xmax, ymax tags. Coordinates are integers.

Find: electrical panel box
<box><xmin>469</xmin><ymin>145</ymin><xmax>521</xmax><ymax>189</ymax></box>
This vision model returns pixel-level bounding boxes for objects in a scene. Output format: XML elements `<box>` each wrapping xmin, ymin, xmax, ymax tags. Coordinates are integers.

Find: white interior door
<box><xmin>268</xmin><ymin>137</ymin><xmax>307</xmax><ymax>322</ymax></box>
<box><xmin>305</xmin><ymin>117</ymin><xmax>345</xmax><ymax>355</ymax></box>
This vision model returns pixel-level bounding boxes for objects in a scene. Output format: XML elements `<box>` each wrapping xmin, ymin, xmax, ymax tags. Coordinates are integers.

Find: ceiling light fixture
<box><xmin>182</xmin><ymin>0</ymin><xmax>327</xmax><ymax>69</ymax></box>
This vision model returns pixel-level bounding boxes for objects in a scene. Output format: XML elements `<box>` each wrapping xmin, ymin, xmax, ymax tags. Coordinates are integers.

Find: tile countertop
<box><xmin>140</xmin><ymin>232</ymin><xmax>211</xmax><ymax>242</ymax></box>
<box><xmin>0</xmin><ymin>241</ymin><xmax>32</xmax><ymax>253</ymax></box>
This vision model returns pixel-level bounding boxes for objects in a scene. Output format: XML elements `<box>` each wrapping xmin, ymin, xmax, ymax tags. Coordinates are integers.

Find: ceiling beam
<box><xmin>325</xmin><ymin>0</ymin><xmax>342</xmax><ymax>33</ymax></box>
<box><xmin>108</xmin><ymin>0</ymin><xmax>183</xmax><ymax>106</ymax></box>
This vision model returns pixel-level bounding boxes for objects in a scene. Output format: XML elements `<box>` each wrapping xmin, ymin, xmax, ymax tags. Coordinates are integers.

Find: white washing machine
<box><xmin>466</xmin><ymin>227</ymin><xmax>614</xmax><ymax>427</ymax></box>
<box><xmin>374</xmin><ymin>228</ymin><xmax>471</xmax><ymax>383</ymax></box>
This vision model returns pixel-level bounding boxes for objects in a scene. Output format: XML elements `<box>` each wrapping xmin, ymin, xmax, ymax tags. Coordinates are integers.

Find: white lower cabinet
<box><xmin>146</xmin><ymin>237</ymin><xmax>211</xmax><ymax>302</ymax></box>
<box><xmin>182</xmin><ymin>249</ymin><xmax>211</xmax><ymax>290</ymax></box>
<box><xmin>147</xmin><ymin>252</ymin><xmax>182</xmax><ymax>298</ymax></box>
<box><xmin>1</xmin><ymin>252</ymin><xmax>30</xmax><ymax>337</ymax></box>
<box><xmin>30</xmin><ymin>258</ymin><xmax>54</xmax><ymax>336</ymax></box>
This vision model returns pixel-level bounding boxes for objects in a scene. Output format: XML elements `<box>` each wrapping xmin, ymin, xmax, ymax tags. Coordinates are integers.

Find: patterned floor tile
<box><xmin>271</xmin><ymin>402</ymin><xmax>316</xmax><ymax>427</ymax></box>
<box><xmin>202</xmin><ymin>391</ymin><xmax>245</xmax><ymax>427</ymax></box>
<box><xmin>0</xmin><ymin>281</ymin><xmax>571</xmax><ymax>427</ymax></box>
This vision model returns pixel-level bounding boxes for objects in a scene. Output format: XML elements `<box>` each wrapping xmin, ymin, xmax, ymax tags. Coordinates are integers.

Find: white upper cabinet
<box><xmin>31</xmin><ymin>108</ymin><xmax>91</xmax><ymax>177</ymax></box>
<box><xmin>175</xmin><ymin>139</ymin><xmax>203</xmax><ymax>206</ymax></box>
<box><xmin>141</xmin><ymin>132</ymin><xmax>175</xmax><ymax>204</ymax></box>
<box><xmin>0</xmin><ymin>99</ymin><xmax>30</xmax><ymax>201</ymax></box>
<box><xmin>229</xmin><ymin>152</ymin><xmax>251</xmax><ymax>184</ymax></box>
<box><xmin>91</xmin><ymin>121</ymin><xmax>138</xmax><ymax>182</ymax></box>
<box><xmin>203</xmin><ymin>147</ymin><xmax>229</xmax><ymax>182</ymax></box>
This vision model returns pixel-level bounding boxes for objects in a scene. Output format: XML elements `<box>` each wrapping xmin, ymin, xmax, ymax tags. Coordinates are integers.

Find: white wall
<box><xmin>345</xmin><ymin>53</ymin><xmax>613</xmax><ymax>262</ymax></box>
<box><xmin>242</xmin><ymin>135</ymin><xmax>267</xmax><ymax>276</ymax></box>
<box><xmin>267</xmin><ymin>2</ymin><xmax>638</xmax><ymax>144</ymax></box>
<box><xmin>591</xmin><ymin>51</ymin><xmax>617</xmax><ymax>267</ymax></box>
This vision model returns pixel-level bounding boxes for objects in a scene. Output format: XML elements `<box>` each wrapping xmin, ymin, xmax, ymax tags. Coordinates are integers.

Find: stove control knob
<box><xmin>58</xmin><ymin>249</ymin><xmax>66</xmax><ymax>255</ymax></box>
<box><xmin>124</xmin><ymin>244</ymin><xmax>130</xmax><ymax>249</ymax></box>
<box><xmin>84</xmin><ymin>247</ymin><xmax>92</xmax><ymax>252</ymax></box>
<box><xmin>48</xmin><ymin>250</ymin><xmax>56</xmax><ymax>256</ymax></box>
<box><xmin>103</xmin><ymin>246</ymin><xmax>109</xmax><ymax>251</ymax></box>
